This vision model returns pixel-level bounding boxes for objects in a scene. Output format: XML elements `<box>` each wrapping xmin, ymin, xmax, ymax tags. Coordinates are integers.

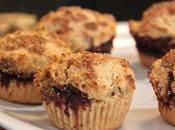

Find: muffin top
<box><xmin>149</xmin><ymin>50</ymin><xmax>175</xmax><ymax>105</ymax></box>
<box><xmin>37</xmin><ymin>6</ymin><xmax>116</xmax><ymax>52</ymax></box>
<box><xmin>0</xmin><ymin>13</ymin><xmax>37</xmax><ymax>36</ymax></box>
<box><xmin>0</xmin><ymin>30</ymin><xmax>71</xmax><ymax>77</ymax></box>
<box><xmin>35</xmin><ymin>52</ymin><xmax>135</xmax><ymax>100</ymax></box>
<box><xmin>129</xmin><ymin>1</ymin><xmax>175</xmax><ymax>38</ymax></box>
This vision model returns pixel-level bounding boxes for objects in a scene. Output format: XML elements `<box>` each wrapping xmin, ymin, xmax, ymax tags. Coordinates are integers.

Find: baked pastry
<box><xmin>0</xmin><ymin>30</ymin><xmax>71</xmax><ymax>104</ymax></box>
<box><xmin>149</xmin><ymin>50</ymin><xmax>175</xmax><ymax>125</ymax></box>
<box><xmin>37</xmin><ymin>6</ymin><xmax>116</xmax><ymax>53</ymax></box>
<box><xmin>129</xmin><ymin>1</ymin><xmax>175</xmax><ymax>67</ymax></box>
<box><xmin>0</xmin><ymin>13</ymin><xmax>37</xmax><ymax>36</ymax></box>
<box><xmin>34</xmin><ymin>51</ymin><xmax>135</xmax><ymax>130</ymax></box>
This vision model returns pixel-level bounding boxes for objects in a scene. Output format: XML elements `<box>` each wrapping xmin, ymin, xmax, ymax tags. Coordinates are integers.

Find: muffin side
<box><xmin>149</xmin><ymin>50</ymin><xmax>175</xmax><ymax>125</ymax></box>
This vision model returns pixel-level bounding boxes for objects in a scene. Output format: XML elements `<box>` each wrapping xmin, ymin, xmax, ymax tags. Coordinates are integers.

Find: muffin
<box><xmin>0</xmin><ymin>13</ymin><xmax>37</xmax><ymax>36</ymax></box>
<box><xmin>37</xmin><ymin>6</ymin><xmax>116</xmax><ymax>53</ymax></box>
<box><xmin>129</xmin><ymin>1</ymin><xmax>175</xmax><ymax>67</ymax></box>
<box><xmin>0</xmin><ymin>30</ymin><xmax>71</xmax><ymax>104</ymax></box>
<box><xmin>34</xmin><ymin>51</ymin><xmax>135</xmax><ymax>130</ymax></box>
<box><xmin>149</xmin><ymin>50</ymin><xmax>175</xmax><ymax>125</ymax></box>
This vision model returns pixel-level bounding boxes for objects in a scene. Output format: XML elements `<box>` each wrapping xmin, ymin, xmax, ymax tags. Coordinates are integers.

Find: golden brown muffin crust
<box><xmin>129</xmin><ymin>1</ymin><xmax>175</xmax><ymax>38</ymax></box>
<box><xmin>4</xmin><ymin>33</ymin><xmax>45</xmax><ymax>54</ymax></box>
<box><xmin>35</xmin><ymin>52</ymin><xmax>135</xmax><ymax>100</ymax></box>
<box><xmin>0</xmin><ymin>13</ymin><xmax>37</xmax><ymax>36</ymax></box>
<box><xmin>161</xmin><ymin>50</ymin><xmax>175</xmax><ymax>67</ymax></box>
<box><xmin>149</xmin><ymin>50</ymin><xmax>175</xmax><ymax>125</ymax></box>
<box><xmin>0</xmin><ymin>30</ymin><xmax>72</xmax><ymax>76</ymax></box>
<box><xmin>149</xmin><ymin>50</ymin><xmax>175</xmax><ymax>105</ymax></box>
<box><xmin>37</xmin><ymin>6</ymin><xmax>116</xmax><ymax>52</ymax></box>
<box><xmin>143</xmin><ymin>1</ymin><xmax>175</xmax><ymax>19</ymax></box>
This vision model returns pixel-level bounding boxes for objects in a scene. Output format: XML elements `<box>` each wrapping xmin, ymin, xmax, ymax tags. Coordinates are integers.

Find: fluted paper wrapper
<box><xmin>158</xmin><ymin>102</ymin><xmax>175</xmax><ymax>125</ymax></box>
<box><xmin>44</xmin><ymin>96</ymin><xmax>133</xmax><ymax>130</ymax></box>
<box><xmin>0</xmin><ymin>80</ymin><xmax>41</xmax><ymax>104</ymax></box>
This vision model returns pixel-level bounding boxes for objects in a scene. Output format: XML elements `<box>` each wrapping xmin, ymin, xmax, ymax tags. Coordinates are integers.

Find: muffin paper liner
<box><xmin>0</xmin><ymin>80</ymin><xmax>41</xmax><ymax>104</ymax></box>
<box><xmin>43</xmin><ymin>96</ymin><xmax>133</xmax><ymax>130</ymax></box>
<box><xmin>158</xmin><ymin>102</ymin><xmax>175</xmax><ymax>125</ymax></box>
<box><xmin>138</xmin><ymin>51</ymin><xmax>158</xmax><ymax>67</ymax></box>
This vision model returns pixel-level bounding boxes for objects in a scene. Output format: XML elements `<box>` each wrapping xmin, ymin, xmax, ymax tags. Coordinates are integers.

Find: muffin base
<box><xmin>138</xmin><ymin>51</ymin><xmax>159</xmax><ymax>68</ymax></box>
<box><xmin>131</xmin><ymin>33</ymin><xmax>173</xmax><ymax>67</ymax></box>
<box><xmin>0</xmin><ymin>80</ymin><xmax>41</xmax><ymax>104</ymax></box>
<box><xmin>133</xmin><ymin>34</ymin><xmax>172</xmax><ymax>56</ymax></box>
<box><xmin>43</xmin><ymin>97</ymin><xmax>132</xmax><ymax>130</ymax></box>
<box><xmin>88</xmin><ymin>38</ymin><xmax>113</xmax><ymax>53</ymax></box>
<box><xmin>159</xmin><ymin>102</ymin><xmax>175</xmax><ymax>125</ymax></box>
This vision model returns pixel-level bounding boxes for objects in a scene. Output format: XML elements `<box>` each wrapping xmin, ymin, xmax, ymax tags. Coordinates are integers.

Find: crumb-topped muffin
<box><xmin>0</xmin><ymin>13</ymin><xmax>37</xmax><ymax>36</ymax></box>
<box><xmin>129</xmin><ymin>1</ymin><xmax>175</xmax><ymax>67</ymax></box>
<box><xmin>0</xmin><ymin>30</ymin><xmax>71</xmax><ymax>104</ymax></box>
<box><xmin>34</xmin><ymin>51</ymin><xmax>135</xmax><ymax>130</ymax></box>
<box><xmin>149</xmin><ymin>50</ymin><xmax>175</xmax><ymax>125</ymax></box>
<box><xmin>37</xmin><ymin>6</ymin><xmax>116</xmax><ymax>53</ymax></box>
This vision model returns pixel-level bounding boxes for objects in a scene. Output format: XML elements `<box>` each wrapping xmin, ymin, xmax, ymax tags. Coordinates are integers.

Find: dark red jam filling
<box><xmin>155</xmin><ymin>72</ymin><xmax>175</xmax><ymax>106</ymax></box>
<box><xmin>133</xmin><ymin>34</ymin><xmax>174</xmax><ymax>57</ymax></box>
<box><xmin>88</xmin><ymin>38</ymin><xmax>113</xmax><ymax>53</ymax></box>
<box><xmin>0</xmin><ymin>71</ymin><xmax>34</xmax><ymax>87</ymax></box>
<box><xmin>40</xmin><ymin>84</ymin><xmax>92</xmax><ymax>129</ymax></box>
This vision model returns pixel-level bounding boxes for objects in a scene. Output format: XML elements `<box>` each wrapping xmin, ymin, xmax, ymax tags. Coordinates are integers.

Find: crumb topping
<box><xmin>37</xmin><ymin>6</ymin><xmax>116</xmax><ymax>52</ymax></box>
<box><xmin>4</xmin><ymin>34</ymin><xmax>45</xmax><ymax>54</ymax></box>
<box><xmin>34</xmin><ymin>51</ymin><xmax>135</xmax><ymax>100</ymax></box>
<box><xmin>129</xmin><ymin>1</ymin><xmax>175</xmax><ymax>38</ymax></box>
<box><xmin>0</xmin><ymin>13</ymin><xmax>37</xmax><ymax>36</ymax></box>
<box><xmin>149</xmin><ymin>50</ymin><xmax>175</xmax><ymax>106</ymax></box>
<box><xmin>0</xmin><ymin>30</ymin><xmax>72</xmax><ymax>75</ymax></box>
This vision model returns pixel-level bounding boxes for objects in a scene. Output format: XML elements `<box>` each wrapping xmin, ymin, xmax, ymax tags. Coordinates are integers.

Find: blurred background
<box><xmin>0</xmin><ymin>0</ymin><xmax>166</xmax><ymax>21</ymax></box>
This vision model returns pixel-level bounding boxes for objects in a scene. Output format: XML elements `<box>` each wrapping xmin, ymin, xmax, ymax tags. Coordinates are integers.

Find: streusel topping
<box><xmin>37</xmin><ymin>6</ymin><xmax>116</xmax><ymax>52</ymax></box>
<box><xmin>129</xmin><ymin>1</ymin><xmax>175</xmax><ymax>38</ymax></box>
<box><xmin>0</xmin><ymin>30</ymin><xmax>71</xmax><ymax>75</ymax></box>
<box><xmin>35</xmin><ymin>52</ymin><xmax>135</xmax><ymax>100</ymax></box>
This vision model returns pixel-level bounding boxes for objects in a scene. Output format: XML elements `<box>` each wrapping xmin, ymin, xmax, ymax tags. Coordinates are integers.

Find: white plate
<box><xmin>0</xmin><ymin>22</ymin><xmax>173</xmax><ymax>130</ymax></box>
